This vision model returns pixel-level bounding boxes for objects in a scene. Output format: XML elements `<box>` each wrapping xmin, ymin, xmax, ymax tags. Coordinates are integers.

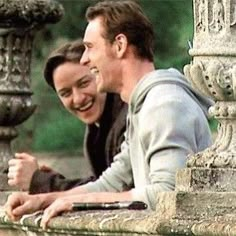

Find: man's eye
<box><xmin>80</xmin><ymin>80</ymin><xmax>90</xmax><ymax>88</ymax></box>
<box><xmin>85</xmin><ymin>43</ymin><xmax>92</xmax><ymax>49</ymax></box>
<box><xmin>59</xmin><ymin>91</ymin><xmax>71</xmax><ymax>98</ymax></box>
<box><xmin>78</xmin><ymin>78</ymin><xmax>92</xmax><ymax>88</ymax></box>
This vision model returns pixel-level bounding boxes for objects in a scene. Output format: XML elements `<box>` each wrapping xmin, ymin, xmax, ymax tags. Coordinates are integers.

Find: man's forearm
<box><xmin>90</xmin><ymin>190</ymin><xmax>133</xmax><ymax>202</ymax></box>
<box><xmin>33</xmin><ymin>185</ymin><xmax>88</xmax><ymax>210</ymax></box>
<box><xmin>62</xmin><ymin>187</ymin><xmax>133</xmax><ymax>203</ymax></box>
<box><xmin>64</xmin><ymin>190</ymin><xmax>133</xmax><ymax>203</ymax></box>
<box><xmin>38</xmin><ymin>191</ymin><xmax>67</xmax><ymax>209</ymax></box>
<box><xmin>63</xmin><ymin>185</ymin><xmax>88</xmax><ymax>196</ymax></box>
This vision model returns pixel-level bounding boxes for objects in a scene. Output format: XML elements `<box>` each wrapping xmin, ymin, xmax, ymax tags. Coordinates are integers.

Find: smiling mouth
<box><xmin>74</xmin><ymin>99</ymin><xmax>94</xmax><ymax>112</ymax></box>
<box><xmin>90</xmin><ymin>67</ymin><xmax>99</xmax><ymax>76</ymax></box>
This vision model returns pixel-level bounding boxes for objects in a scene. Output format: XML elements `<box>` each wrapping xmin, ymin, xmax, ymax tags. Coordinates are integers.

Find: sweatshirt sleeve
<box><xmin>130</xmin><ymin>85</ymin><xmax>211</xmax><ymax>210</ymax></box>
<box><xmin>29</xmin><ymin>169</ymin><xmax>96</xmax><ymax>194</ymax></box>
<box><xmin>83</xmin><ymin>138</ymin><xmax>134</xmax><ymax>193</ymax></box>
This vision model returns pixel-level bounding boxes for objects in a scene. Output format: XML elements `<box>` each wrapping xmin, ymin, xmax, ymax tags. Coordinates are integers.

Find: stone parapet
<box><xmin>2</xmin><ymin>206</ymin><xmax>236</xmax><ymax>236</ymax></box>
<box><xmin>156</xmin><ymin>191</ymin><xmax>236</xmax><ymax>219</ymax></box>
<box><xmin>176</xmin><ymin>168</ymin><xmax>236</xmax><ymax>192</ymax></box>
<box><xmin>0</xmin><ymin>207</ymin><xmax>175</xmax><ymax>236</ymax></box>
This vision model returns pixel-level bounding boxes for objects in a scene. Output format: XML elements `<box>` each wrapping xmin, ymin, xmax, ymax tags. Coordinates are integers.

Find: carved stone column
<box><xmin>0</xmin><ymin>0</ymin><xmax>63</xmax><ymax>198</ymax></box>
<box><xmin>184</xmin><ymin>0</ymin><xmax>236</xmax><ymax>168</ymax></box>
<box><xmin>156</xmin><ymin>0</ymin><xmax>236</xmax><ymax>221</ymax></box>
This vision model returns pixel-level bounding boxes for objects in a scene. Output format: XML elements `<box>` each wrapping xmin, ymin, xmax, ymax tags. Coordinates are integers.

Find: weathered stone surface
<box><xmin>0</xmin><ymin>0</ymin><xmax>64</xmax><ymax>190</ymax></box>
<box><xmin>0</xmin><ymin>0</ymin><xmax>64</xmax><ymax>27</ymax></box>
<box><xmin>0</xmin><ymin>174</ymin><xmax>11</xmax><ymax>192</ymax></box>
<box><xmin>176</xmin><ymin>167</ymin><xmax>236</xmax><ymax>192</ymax></box>
<box><xmin>184</xmin><ymin>0</ymin><xmax>236</xmax><ymax>169</ymax></box>
<box><xmin>0</xmin><ymin>208</ymin><xmax>168</xmax><ymax>235</ymax></box>
<box><xmin>0</xmin><ymin>191</ymin><xmax>13</xmax><ymax>205</ymax></box>
<box><xmin>191</xmin><ymin>216</ymin><xmax>236</xmax><ymax>236</ymax></box>
<box><xmin>156</xmin><ymin>191</ymin><xmax>236</xmax><ymax>219</ymax></box>
<box><xmin>2</xmin><ymin>207</ymin><xmax>236</xmax><ymax>236</ymax></box>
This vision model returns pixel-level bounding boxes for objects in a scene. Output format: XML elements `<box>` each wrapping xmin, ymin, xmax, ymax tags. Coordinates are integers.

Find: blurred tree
<box><xmin>14</xmin><ymin>0</ymin><xmax>194</xmax><ymax>152</ymax></box>
<box><xmin>138</xmin><ymin>0</ymin><xmax>193</xmax><ymax>69</ymax></box>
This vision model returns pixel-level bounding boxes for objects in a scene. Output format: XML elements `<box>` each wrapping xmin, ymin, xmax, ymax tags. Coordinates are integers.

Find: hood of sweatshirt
<box><xmin>129</xmin><ymin>68</ymin><xmax>214</xmax><ymax>118</ymax></box>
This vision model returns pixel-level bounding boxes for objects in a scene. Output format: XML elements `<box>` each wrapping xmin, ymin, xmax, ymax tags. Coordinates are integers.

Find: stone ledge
<box><xmin>2</xmin><ymin>207</ymin><xmax>236</xmax><ymax>235</ymax></box>
<box><xmin>176</xmin><ymin>168</ymin><xmax>236</xmax><ymax>192</ymax></box>
<box><xmin>0</xmin><ymin>207</ymin><xmax>193</xmax><ymax>235</ymax></box>
<box><xmin>156</xmin><ymin>191</ymin><xmax>236</xmax><ymax>219</ymax></box>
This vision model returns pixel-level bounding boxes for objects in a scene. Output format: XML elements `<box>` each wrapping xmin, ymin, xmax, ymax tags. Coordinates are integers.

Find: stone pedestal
<box><xmin>176</xmin><ymin>168</ymin><xmax>236</xmax><ymax>192</ymax></box>
<box><xmin>184</xmin><ymin>0</ymin><xmax>236</xmax><ymax>167</ymax></box>
<box><xmin>164</xmin><ymin>0</ymin><xmax>236</xmax><ymax>230</ymax></box>
<box><xmin>0</xmin><ymin>0</ymin><xmax>63</xmax><ymax>193</ymax></box>
<box><xmin>157</xmin><ymin>168</ymin><xmax>236</xmax><ymax>220</ymax></box>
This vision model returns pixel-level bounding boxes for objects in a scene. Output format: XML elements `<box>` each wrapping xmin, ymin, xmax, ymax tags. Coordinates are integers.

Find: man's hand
<box><xmin>40</xmin><ymin>196</ymin><xmax>74</xmax><ymax>229</ymax></box>
<box><xmin>4</xmin><ymin>192</ymin><xmax>44</xmax><ymax>221</ymax></box>
<box><xmin>40</xmin><ymin>191</ymin><xmax>133</xmax><ymax>229</ymax></box>
<box><xmin>40</xmin><ymin>193</ymin><xmax>96</xmax><ymax>229</ymax></box>
<box><xmin>8</xmin><ymin>153</ymin><xmax>39</xmax><ymax>191</ymax></box>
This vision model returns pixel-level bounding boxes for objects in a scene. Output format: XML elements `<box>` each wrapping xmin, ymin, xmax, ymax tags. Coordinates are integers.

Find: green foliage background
<box><xmin>14</xmin><ymin>0</ymin><xmax>196</xmax><ymax>153</ymax></box>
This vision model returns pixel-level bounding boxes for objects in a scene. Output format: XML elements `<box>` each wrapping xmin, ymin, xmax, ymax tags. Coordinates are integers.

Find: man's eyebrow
<box><xmin>77</xmin><ymin>75</ymin><xmax>91</xmax><ymax>83</ymax></box>
<box><xmin>83</xmin><ymin>41</ymin><xmax>92</xmax><ymax>47</ymax></box>
<box><xmin>57</xmin><ymin>87</ymin><xmax>69</xmax><ymax>94</ymax></box>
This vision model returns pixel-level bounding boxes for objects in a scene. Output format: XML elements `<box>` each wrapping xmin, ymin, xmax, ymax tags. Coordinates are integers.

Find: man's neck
<box><xmin>120</xmin><ymin>60</ymin><xmax>155</xmax><ymax>103</ymax></box>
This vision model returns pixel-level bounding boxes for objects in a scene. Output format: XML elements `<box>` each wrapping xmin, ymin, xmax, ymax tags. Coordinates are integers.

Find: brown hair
<box><xmin>85</xmin><ymin>0</ymin><xmax>154</xmax><ymax>62</ymax></box>
<box><xmin>44</xmin><ymin>39</ymin><xmax>85</xmax><ymax>89</ymax></box>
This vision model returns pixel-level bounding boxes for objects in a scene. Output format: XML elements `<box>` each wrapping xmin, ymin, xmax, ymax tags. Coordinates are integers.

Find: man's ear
<box><xmin>114</xmin><ymin>34</ymin><xmax>128</xmax><ymax>58</ymax></box>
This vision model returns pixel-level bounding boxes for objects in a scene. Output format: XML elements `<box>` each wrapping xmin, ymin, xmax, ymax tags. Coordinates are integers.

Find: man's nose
<box><xmin>72</xmin><ymin>89</ymin><xmax>85</xmax><ymax>105</ymax></box>
<box><xmin>80</xmin><ymin>50</ymin><xmax>89</xmax><ymax>65</ymax></box>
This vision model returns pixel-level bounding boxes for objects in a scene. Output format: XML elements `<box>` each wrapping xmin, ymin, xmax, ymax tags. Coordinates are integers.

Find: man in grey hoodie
<box><xmin>5</xmin><ymin>0</ymin><xmax>213</xmax><ymax>229</ymax></box>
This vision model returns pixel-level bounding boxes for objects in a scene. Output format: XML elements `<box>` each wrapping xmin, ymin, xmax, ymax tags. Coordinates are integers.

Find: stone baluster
<box><xmin>156</xmin><ymin>0</ymin><xmax>236</xmax><ymax>222</ymax></box>
<box><xmin>0</xmin><ymin>0</ymin><xmax>63</xmax><ymax>203</ymax></box>
<box><xmin>184</xmin><ymin>0</ymin><xmax>236</xmax><ymax>168</ymax></box>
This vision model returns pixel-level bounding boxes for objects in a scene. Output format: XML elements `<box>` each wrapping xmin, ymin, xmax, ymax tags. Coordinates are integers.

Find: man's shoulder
<box><xmin>146</xmin><ymin>82</ymin><xmax>187</xmax><ymax>101</ymax></box>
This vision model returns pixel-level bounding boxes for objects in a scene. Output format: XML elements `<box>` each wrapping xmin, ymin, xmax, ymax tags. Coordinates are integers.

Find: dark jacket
<box><xmin>29</xmin><ymin>94</ymin><xmax>127</xmax><ymax>194</ymax></box>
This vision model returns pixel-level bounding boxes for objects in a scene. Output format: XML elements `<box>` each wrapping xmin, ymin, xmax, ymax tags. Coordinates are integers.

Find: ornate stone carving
<box><xmin>184</xmin><ymin>60</ymin><xmax>235</xmax><ymax>101</ymax></box>
<box><xmin>196</xmin><ymin>0</ymin><xmax>207</xmax><ymax>32</ymax></box>
<box><xmin>0</xmin><ymin>0</ymin><xmax>63</xmax><ymax>190</ymax></box>
<box><xmin>230</xmin><ymin>1</ymin><xmax>236</xmax><ymax>26</ymax></box>
<box><xmin>185</xmin><ymin>0</ymin><xmax>236</xmax><ymax>168</ymax></box>
<box><xmin>209</xmin><ymin>0</ymin><xmax>225</xmax><ymax>32</ymax></box>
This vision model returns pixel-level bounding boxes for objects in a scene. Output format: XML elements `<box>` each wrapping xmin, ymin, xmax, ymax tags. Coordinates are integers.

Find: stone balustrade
<box><xmin>1</xmin><ymin>204</ymin><xmax>236</xmax><ymax>236</ymax></box>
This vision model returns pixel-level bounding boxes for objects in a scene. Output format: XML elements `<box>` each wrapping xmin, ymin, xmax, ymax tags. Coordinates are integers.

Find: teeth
<box><xmin>90</xmin><ymin>68</ymin><xmax>99</xmax><ymax>75</ymax></box>
<box><xmin>76</xmin><ymin>100</ymin><xmax>93</xmax><ymax>111</ymax></box>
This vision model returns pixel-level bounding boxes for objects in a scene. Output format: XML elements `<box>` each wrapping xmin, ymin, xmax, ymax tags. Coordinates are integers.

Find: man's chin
<box><xmin>80</xmin><ymin>117</ymin><xmax>96</xmax><ymax>125</ymax></box>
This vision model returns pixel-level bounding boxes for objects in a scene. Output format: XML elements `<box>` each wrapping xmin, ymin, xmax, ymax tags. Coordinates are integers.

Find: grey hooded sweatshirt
<box><xmin>83</xmin><ymin>68</ymin><xmax>213</xmax><ymax>210</ymax></box>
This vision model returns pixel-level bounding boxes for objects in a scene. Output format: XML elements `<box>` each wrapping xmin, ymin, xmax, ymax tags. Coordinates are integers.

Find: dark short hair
<box><xmin>86</xmin><ymin>0</ymin><xmax>154</xmax><ymax>62</ymax></box>
<box><xmin>43</xmin><ymin>39</ymin><xmax>85</xmax><ymax>90</ymax></box>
